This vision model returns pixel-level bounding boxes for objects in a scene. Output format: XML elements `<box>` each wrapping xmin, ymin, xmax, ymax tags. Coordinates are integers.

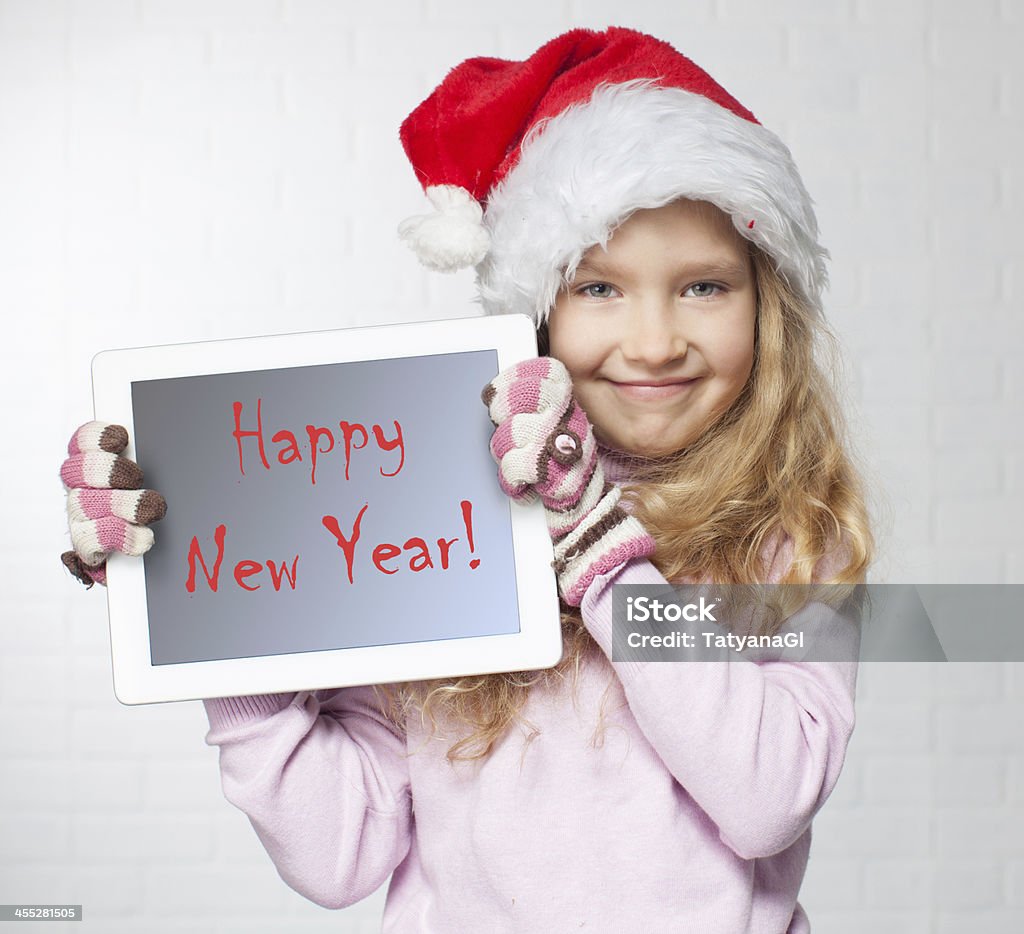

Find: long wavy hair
<box><xmin>376</xmin><ymin>243</ymin><xmax>874</xmax><ymax>761</ymax></box>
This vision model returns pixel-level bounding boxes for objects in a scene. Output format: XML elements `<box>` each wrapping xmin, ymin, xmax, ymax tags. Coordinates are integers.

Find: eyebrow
<box><xmin>573</xmin><ymin>255</ymin><xmax>751</xmax><ymax>281</ymax></box>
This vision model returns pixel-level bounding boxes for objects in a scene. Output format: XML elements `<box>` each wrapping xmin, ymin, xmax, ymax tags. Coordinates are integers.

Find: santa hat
<box><xmin>398</xmin><ymin>27</ymin><xmax>828</xmax><ymax>324</ymax></box>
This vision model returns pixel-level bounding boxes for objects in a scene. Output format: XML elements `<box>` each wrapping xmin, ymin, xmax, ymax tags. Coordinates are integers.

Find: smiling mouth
<box><xmin>609</xmin><ymin>378</ymin><xmax>700</xmax><ymax>400</ymax></box>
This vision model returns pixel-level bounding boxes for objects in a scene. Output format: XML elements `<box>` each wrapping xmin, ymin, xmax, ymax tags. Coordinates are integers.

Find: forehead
<box><xmin>575</xmin><ymin>199</ymin><xmax>750</xmax><ymax>274</ymax></box>
<box><xmin>615</xmin><ymin>198</ymin><xmax>741</xmax><ymax>247</ymax></box>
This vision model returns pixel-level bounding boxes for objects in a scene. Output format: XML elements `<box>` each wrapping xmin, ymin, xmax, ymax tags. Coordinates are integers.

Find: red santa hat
<box><xmin>398</xmin><ymin>26</ymin><xmax>828</xmax><ymax>323</ymax></box>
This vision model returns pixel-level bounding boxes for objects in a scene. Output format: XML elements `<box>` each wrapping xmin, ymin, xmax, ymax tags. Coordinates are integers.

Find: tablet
<box><xmin>92</xmin><ymin>314</ymin><xmax>562</xmax><ymax>705</ymax></box>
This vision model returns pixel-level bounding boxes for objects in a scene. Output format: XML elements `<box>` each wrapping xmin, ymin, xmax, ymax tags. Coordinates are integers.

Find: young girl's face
<box><xmin>548</xmin><ymin>199</ymin><xmax>757</xmax><ymax>458</ymax></box>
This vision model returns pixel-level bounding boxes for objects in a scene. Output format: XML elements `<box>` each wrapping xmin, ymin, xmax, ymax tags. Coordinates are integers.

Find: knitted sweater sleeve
<box><xmin>203</xmin><ymin>687</ymin><xmax>412</xmax><ymax>909</ymax></box>
<box><xmin>580</xmin><ymin>549</ymin><xmax>858</xmax><ymax>861</ymax></box>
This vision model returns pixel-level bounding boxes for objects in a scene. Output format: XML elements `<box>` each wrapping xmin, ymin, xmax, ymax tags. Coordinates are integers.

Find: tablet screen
<box><xmin>131</xmin><ymin>349</ymin><xmax>520</xmax><ymax>666</ymax></box>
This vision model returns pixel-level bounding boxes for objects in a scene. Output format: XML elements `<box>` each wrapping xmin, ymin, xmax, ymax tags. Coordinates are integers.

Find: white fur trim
<box><xmin>476</xmin><ymin>81</ymin><xmax>829</xmax><ymax>322</ymax></box>
<box><xmin>398</xmin><ymin>184</ymin><xmax>491</xmax><ymax>273</ymax></box>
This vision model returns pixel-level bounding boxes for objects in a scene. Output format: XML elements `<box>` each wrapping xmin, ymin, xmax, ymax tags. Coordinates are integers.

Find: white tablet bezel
<box><xmin>92</xmin><ymin>314</ymin><xmax>562</xmax><ymax>705</ymax></box>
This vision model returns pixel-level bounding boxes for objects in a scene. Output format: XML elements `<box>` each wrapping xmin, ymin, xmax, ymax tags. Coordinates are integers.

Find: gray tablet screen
<box><xmin>131</xmin><ymin>350</ymin><xmax>521</xmax><ymax>666</ymax></box>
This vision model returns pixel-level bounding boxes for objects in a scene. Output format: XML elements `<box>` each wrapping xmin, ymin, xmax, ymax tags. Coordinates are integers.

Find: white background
<box><xmin>1</xmin><ymin>1</ymin><xmax>1022</xmax><ymax>931</ymax></box>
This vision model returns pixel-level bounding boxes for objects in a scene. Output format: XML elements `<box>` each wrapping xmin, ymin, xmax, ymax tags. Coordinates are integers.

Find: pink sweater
<box><xmin>204</xmin><ymin>547</ymin><xmax>857</xmax><ymax>933</ymax></box>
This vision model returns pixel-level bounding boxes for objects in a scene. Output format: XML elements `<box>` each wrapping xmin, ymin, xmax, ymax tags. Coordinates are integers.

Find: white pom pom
<box><xmin>398</xmin><ymin>185</ymin><xmax>491</xmax><ymax>273</ymax></box>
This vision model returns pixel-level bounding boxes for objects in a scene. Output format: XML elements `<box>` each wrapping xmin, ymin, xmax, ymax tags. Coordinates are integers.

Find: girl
<box><xmin>61</xmin><ymin>27</ymin><xmax>872</xmax><ymax>932</ymax></box>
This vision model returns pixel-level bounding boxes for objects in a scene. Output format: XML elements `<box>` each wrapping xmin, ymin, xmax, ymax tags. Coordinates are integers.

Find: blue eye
<box><xmin>685</xmin><ymin>282</ymin><xmax>723</xmax><ymax>299</ymax></box>
<box><xmin>578</xmin><ymin>283</ymin><xmax>617</xmax><ymax>299</ymax></box>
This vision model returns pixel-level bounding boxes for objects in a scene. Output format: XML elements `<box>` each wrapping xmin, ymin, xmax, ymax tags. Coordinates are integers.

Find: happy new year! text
<box><xmin>181</xmin><ymin>400</ymin><xmax>480</xmax><ymax>593</ymax></box>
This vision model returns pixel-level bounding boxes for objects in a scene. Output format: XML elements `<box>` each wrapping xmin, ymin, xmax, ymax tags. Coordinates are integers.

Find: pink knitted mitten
<box><xmin>482</xmin><ymin>357</ymin><xmax>655</xmax><ymax>606</ymax></box>
<box><xmin>60</xmin><ymin>422</ymin><xmax>167</xmax><ymax>588</ymax></box>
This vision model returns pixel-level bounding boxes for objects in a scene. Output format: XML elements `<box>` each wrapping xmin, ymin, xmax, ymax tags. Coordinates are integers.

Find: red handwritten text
<box><xmin>183</xmin><ymin>501</ymin><xmax>478</xmax><ymax>593</ymax></box>
<box><xmin>320</xmin><ymin>499</ymin><xmax>479</xmax><ymax>585</ymax></box>
<box><xmin>185</xmin><ymin>524</ymin><xmax>300</xmax><ymax>593</ymax></box>
<box><xmin>231</xmin><ymin>399</ymin><xmax>405</xmax><ymax>485</ymax></box>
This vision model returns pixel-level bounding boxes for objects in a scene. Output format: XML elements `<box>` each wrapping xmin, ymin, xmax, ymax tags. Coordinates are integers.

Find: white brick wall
<box><xmin>1</xmin><ymin>0</ymin><xmax>1021</xmax><ymax>930</ymax></box>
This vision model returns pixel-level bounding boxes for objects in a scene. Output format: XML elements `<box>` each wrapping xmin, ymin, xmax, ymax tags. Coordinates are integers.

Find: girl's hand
<box><xmin>482</xmin><ymin>358</ymin><xmax>655</xmax><ymax>606</ymax></box>
<box><xmin>59</xmin><ymin>421</ymin><xmax>167</xmax><ymax>588</ymax></box>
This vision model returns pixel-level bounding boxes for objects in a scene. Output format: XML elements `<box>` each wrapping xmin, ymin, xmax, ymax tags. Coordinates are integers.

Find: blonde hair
<box><xmin>377</xmin><ymin>244</ymin><xmax>873</xmax><ymax>761</ymax></box>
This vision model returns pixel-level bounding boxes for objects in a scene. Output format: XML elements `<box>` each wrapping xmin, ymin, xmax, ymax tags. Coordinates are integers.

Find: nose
<box><xmin>619</xmin><ymin>296</ymin><xmax>688</xmax><ymax>368</ymax></box>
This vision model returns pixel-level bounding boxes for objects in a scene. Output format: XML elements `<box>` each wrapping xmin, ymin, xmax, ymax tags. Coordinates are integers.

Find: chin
<box><xmin>605</xmin><ymin>433</ymin><xmax>689</xmax><ymax>460</ymax></box>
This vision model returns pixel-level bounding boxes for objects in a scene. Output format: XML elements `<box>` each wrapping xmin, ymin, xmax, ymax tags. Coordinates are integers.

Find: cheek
<box><xmin>547</xmin><ymin>309</ymin><xmax>598</xmax><ymax>377</ymax></box>
<box><xmin>714</xmin><ymin>316</ymin><xmax>757</xmax><ymax>387</ymax></box>
<box><xmin>727</xmin><ymin>340</ymin><xmax>756</xmax><ymax>387</ymax></box>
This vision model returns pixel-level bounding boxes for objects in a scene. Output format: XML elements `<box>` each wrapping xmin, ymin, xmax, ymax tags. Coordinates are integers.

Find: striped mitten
<box><xmin>60</xmin><ymin>422</ymin><xmax>167</xmax><ymax>588</ymax></box>
<box><xmin>482</xmin><ymin>358</ymin><xmax>655</xmax><ymax>606</ymax></box>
